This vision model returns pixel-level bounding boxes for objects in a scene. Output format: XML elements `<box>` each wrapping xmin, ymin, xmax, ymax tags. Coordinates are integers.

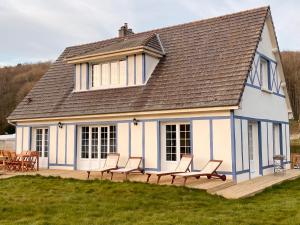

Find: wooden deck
<box><xmin>215</xmin><ymin>169</ymin><xmax>300</xmax><ymax>199</ymax></box>
<box><xmin>1</xmin><ymin>169</ymin><xmax>300</xmax><ymax>199</ymax></box>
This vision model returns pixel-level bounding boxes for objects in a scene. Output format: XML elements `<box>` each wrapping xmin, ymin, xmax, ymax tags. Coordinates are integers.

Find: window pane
<box><xmin>92</xmin><ymin>64</ymin><xmax>101</xmax><ymax>88</ymax></box>
<box><xmin>101</xmin><ymin>127</ymin><xmax>108</xmax><ymax>158</ymax></box>
<box><xmin>260</xmin><ymin>58</ymin><xmax>269</xmax><ymax>89</ymax></box>
<box><xmin>119</xmin><ymin>60</ymin><xmax>127</xmax><ymax>85</ymax></box>
<box><xmin>166</xmin><ymin>125</ymin><xmax>176</xmax><ymax>161</ymax></box>
<box><xmin>36</xmin><ymin>129</ymin><xmax>43</xmax><ymax>157</ymax></box>
<box><xmin>180</xmin><ymin>124</ymin><xmax>191</xmax><ymax>155</ymax></box>
<box><xmin>81</xmin><ymin>127</ymin><xmax>89</xmax><ymax>159</ymax></box>
<box><xmin>248</xmin><ymin>124</ymin><xmax>253</xmax><ymax>160</ymax></box>
<box><xmin>91</xmin><ymin>127</ymin><xmax>98</xmax><ymax>159</ymax></box>
<box><xmin>109</xmin><ymin>126</ymin><xmax>117</xmax><ymax>153</ymax></box>
<box><xmin>44</xmin><ymin>129</ymin><xmax>48</xmax><ymax>157</ymax></box>
<box><xmin>101</xmin><ymin>63</ymin><xmax>110</xmax><ymax>85</ymax></box>
<box><xmin>110</xmin><ymin>62</ymin><xmax>119</xmax><ymax>85</ymax></box>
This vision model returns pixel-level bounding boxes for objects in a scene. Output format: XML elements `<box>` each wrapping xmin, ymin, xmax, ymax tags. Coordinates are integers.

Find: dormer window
<box><xmin>67</xmin><ymin>32</ymin><xmax>165</xmax><ymax>92</ymax></box>
<box><xmin>260</xmin><ymin>57</ymin><xmax>271</xmax><ymax>91</ymax></box>
<box><xmin>91</xmin><ymin>60</ymin><xmax>127</xmax><ymax>88</ymax></box>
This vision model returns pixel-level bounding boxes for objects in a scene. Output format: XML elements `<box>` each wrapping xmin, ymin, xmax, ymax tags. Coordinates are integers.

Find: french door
<box><xmin>161</xmin><ymin>123</ymin><xmax>191</xmax><ymax>171</ymax></box>
<box><xmin>248</xmin><ymin>122</ymin><xmax>260</xmax><ymax>178</ymax></box>
<box><xmin>78</xmin><ymin>125</ymin><xmax>116</xmax><ymax>170</ymax></box>
<box><xmin>35</xmin><ymin>128</ymin><xmax>49</xmax><ymax>168</ymax></box>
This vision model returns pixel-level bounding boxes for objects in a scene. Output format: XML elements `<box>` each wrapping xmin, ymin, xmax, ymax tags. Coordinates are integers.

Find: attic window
<box><xmin>260</xmin><ymin>57</ymin><xmax>271</xmax><ymax>91</ymax></box>
<box><xmin>91</xmin><ymin>59</ymin><xmax>127</xmax><ymax>88</ymax></box>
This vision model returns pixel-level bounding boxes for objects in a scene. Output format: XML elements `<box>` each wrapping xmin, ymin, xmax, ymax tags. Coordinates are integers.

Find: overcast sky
<box><xmin>0</xmin><ymin>0</ymin><xmax>299</xmax><ymax>66</ymax></box>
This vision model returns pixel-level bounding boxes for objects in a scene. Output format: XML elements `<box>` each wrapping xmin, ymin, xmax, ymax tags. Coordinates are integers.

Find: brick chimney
<box><xmin>118</xmin><ymin>23</ymin><xmax>134</xmax><ymax>37</ymax></box>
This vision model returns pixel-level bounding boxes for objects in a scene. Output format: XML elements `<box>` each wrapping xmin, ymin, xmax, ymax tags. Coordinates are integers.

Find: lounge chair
<box><xmin>171</xmin><ymin>160</ymin><xmax>226</xmax><ymax>185</ymax></box>
<box><xmin>86</xmin><ymin>153</ymin><xmax>120</xmax><ymax>179</ymax></box>
<box><xmin>110</xmin><ymin>157</ymin><xmax>143</xmax><ymax>180</ymax></box>
<box><xmin>145</xmin><ymin>154</ymin><xmax>193</xmax><ymax>184</ymax></box>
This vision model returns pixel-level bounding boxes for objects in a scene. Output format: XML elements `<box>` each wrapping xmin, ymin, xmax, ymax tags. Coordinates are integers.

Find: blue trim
<box><xmin>16</xmin><ymin>116</ymin><xmax>231</xmax><ymax>128</ymax></box>
<box><xmin>157</xmin><ymin>121</ymin><xmax>161</xmax><ymax>171</ymax></box>
<box><xmin>15</xmin><ymin>126</ymin><xmax>18</xmax><ymax>153</ymax></box>
<box><xmin>142</xmin><ymin>53</ymin><xmax>146</xmax><ymax>83</ymax></box>
<box><xmin>21</xmin><ymin>127</ymin><xmax>24</xmax><ymax>152</ymax></box>
<box><xmin>209</xmin><ymin>119</ymin><xmax>213</xmax><ymax>160</ymax></box>
<box><xmin>49</xmin><ymin>163</ymin><xmax>74</xmax><ymax>167</ymax></box>
<box><xmin>86</xmin><ymin>63</ymin><xmax>89</xmax><ymax>89</ymax></box>
<box><xmin>74</xmin><ymin>125</ymin><xmax>77</xmax><ymax>170</ymax></box>
<box><xmin>247</xmin><ymin>121</ymin><xmax>251</xmax><ymax>179</ymax></box>
<box><xmin>259</xmin><ymin>55</ymin><xmax>272</xmax><ymax>91</ymax></box>
<box><xmin>142</xmin><ymin>122</ymin><xmax>145</xmax><ymax>169</ymax></box>
<box><xmin>267</xmin><ymin>123</ymin><xmax>270</xmax><ymax>166</ymax></box>
<box><xmin>144</xmin><ymin>168</ymin><xmax>159</xmax><ymax>171</ymax></box>
<box><xmin>230</xmin><ymin>111</ymin><xmax>237</xmax><ymax>183</ymax></box>
<box><xmin>56</xmin><ymin>126</ymin><xmax>58</xmax><ymax>164</ymax></box>
<box><xmin>126</xmin><ymin>56</ymin><xmax>129</xmax><ymax>86</ymax></box>
<box><xmin>116</xmin><ymin>123</ymin><xmax>118</xmax><ymax>153</ymax></box>
<box><xmin>128</xmin><ymin>122</ymin><xmax>131</xmax><ymax>157</ymax></box>
<box><xmin>190</xmin><ymin>120</ymin><xmax>194</xmax><ymax>171</ymax></box>
<box><xmin>272</xmin><ymin>123</ymin><xmax>275</xmax><ymax>156</ymax></box>
<box><xmin>234</xmin><ymin>115</ymin><xmax>288</xmax><ymax>125</ymax></box>
<box><xmin>240</xmin><ymin>119</ymin><xmax>244</xmax><ymax>170</ymax></box>
<box><xmin>245</xmin><ymin>83</ymin><xmax>285</xmax><ymax>98</ymax></box>
<box><xmin>74</xmin><ymin>65</ymin><xmax>76</xmax><ymax>89</ymax></box>
<box><xmin>29</xmin><ymin>127</ymin><xmax>32</xmax><ymax>150</ymax></box>
<box><xmin>79</xmin><ymin>64</ymin><xmax>82</xmax><ymax>90</ymax></box>
<box><xmin>257</xmin><ymin>51</ymin><xmax>277</xmax><ymax>64</ymax></box>
<box><xmin>236</xmin><ymin>169</ymin><xmax>250</xmax><ymax>175</ymax></box>
<box><xmin>258</xmin><ymin>122</ymin><xmax>263</xmax><ymax>175</ymax></box>
<box><xmin>47</xmin><ymin>127</ymin><xmax>50</xmax><ymax>168</ymax></box>
<box><xmin>65</xmin><ymin>125</ymin><xmax>68</xmax><ymax>165</ymax></box>
<box><xmin>285</xmin><ymin>124</ymin><xmax>288</xmax><ymax>162</ymax></box>
<box><xmin>133</xmin><ymin>54</ymin><xmax>136</xmax><ymax>85</ymax></box>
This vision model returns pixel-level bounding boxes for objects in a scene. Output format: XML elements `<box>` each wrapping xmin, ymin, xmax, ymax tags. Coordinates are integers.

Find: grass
<box><xmin>0</xmin><ymin>176</ymin><xmax>300</xmax><ymax>225</ymax></box>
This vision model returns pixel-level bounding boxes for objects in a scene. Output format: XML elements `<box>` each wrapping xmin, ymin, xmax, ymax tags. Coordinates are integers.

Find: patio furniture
<box><xmin>86</xmin><ymin>153</ymin><xmax>120</xmax><ymax>179</ymax></box>
<box><xmin>291</xmin><ymin>153</ymin><xmax>300</xmax><ymax>169</ymax></box>
<box><xmin>273</xmin><ymin>155</ymin><xmax>285</xmax><ymax>175</ymax></box>
<box><xmin>21</xmin><ymin>151</ymin><xmax>39</xmax><ymax>171</ymax></box>
<box><xmin>171</xmin><ymin>160</ymin><xmax>226</xmax><ymax>185</ymax></box>
<box><xmin>145</xmin><ymin>154</ymin><xmax>193</xmax><ymax>184</ymax></box>
<box><xmin>110</xmin><ymin>157</ymin><xmax>143</xmax><ymax>180</ymax></box>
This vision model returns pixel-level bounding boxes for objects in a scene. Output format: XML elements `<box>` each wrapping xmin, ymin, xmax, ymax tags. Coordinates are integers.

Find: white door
<box><xmin>35</xmin><ymin>128</ymin><xmax>49</xmax><ymax>168</ymax></box>
<box><xmin>161</xmin><ymin>123</ymin><xmax>191</xmax><ymax>171</ymax></box>
<box><xmin>248</xmin><ymin>122</ymin><xmax>260</xmax><ymax>178</ymax></box>
<box><xmin>77</xmin><ymin>125</ymin><xmax>117</xmax><ymax>170</ymax></box>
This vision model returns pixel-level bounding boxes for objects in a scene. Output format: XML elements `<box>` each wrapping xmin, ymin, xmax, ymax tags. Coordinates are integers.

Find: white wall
<box><xmin>192</xmin><ymin>120</ymin><xmax>210</xmax><ymax>171</ymax></box>
<box><xmin>144</xmin><ymin>121</ymin><xmax>158</xmax><ymax>169</ymax></box>
<box><xmin>117</xmin><ymin>123</ymin><xmax>130</xmax><ymax>167</ymax></box>
<box><xmin>235</xmin><ymin>21</ymin><xmax>291</xmax><ymax>178</ymax></box>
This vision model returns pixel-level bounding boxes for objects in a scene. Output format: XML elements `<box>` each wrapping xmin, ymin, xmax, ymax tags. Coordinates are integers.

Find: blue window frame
<box><xmin>260</xmin><ymin>56</ymin><xmax>271</xmax><ymax>91</ymax></box>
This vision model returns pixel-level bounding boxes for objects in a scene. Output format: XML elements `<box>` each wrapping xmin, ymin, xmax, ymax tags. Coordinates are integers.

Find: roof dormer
<box><xmin>66</xmin><ymin>32</ymin><xmax>165</xmax><ymax>91</ymax></box>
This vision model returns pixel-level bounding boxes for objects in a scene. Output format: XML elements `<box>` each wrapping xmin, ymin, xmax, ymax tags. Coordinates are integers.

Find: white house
<box><xmin>8</xmin><ymin>6</ymin><xmax>292</xmax><ymax>183</ymax></box>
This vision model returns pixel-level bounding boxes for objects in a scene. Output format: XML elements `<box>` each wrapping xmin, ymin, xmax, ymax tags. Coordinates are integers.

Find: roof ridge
<box><xmin>66</xmin><ymin>6</ymin><xmax>270</xmax><ymax>50</ymax></box>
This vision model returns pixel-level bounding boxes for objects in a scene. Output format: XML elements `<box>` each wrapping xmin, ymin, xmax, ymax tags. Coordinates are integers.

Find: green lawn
<box><xmin>0</xmin><ymin>176</ymin><xmax>300</xmax><ymax>225</ymax></box>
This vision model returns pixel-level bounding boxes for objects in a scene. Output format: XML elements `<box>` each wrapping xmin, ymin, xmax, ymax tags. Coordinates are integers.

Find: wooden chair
<box><xmin>171</xmin><ymin>160</ymin><xmax>226</xmax><ymax>185</ymax></box>
<box><xmin>87</xmin><ymin>153</ymin><xmax>120</xmax><ymax>179</ymax></box>
<box><xmin>145</xmin><ymin>154</ymin><xmax>193</xmax><ymax>184</ymax></box>
<box><xmin>110</xmin><ymin>157</ymin><xmax>143</xmax><ymax>180</ymax></box>
<box><xmin>21</xmin><ymin>151</ymin><xmax>39</xmax><ymax>171</ymax></box>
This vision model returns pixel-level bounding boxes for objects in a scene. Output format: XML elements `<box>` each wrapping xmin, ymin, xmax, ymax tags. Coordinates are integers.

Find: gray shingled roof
<box><xmin>9</xmin><ymin>6</ymin><xmax>270</xmax><ymax>121</ymax></box>
<box><xmin>67</xmin><ymin>33</ymin><xmax>164</xmax><ymax>60</ymax></box>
